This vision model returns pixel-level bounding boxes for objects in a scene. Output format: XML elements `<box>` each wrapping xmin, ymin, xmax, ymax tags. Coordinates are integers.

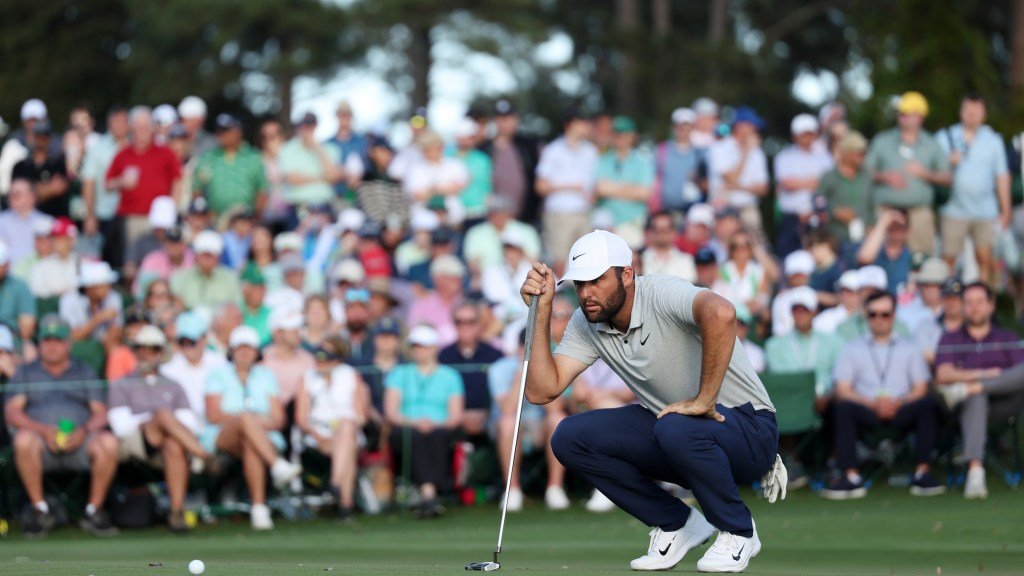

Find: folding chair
<box><xmin>71</xmin><ymin>339</ymin><xmax>107</xmax><ymax>377</ymax></box>
<box><xmin>760</xmin><ymin>371</ymin><xmax>821</xmax><ymax>484</ymax></box>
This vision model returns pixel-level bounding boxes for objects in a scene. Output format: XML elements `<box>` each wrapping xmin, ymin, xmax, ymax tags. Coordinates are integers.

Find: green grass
<box><xmin>1</xmin><ymin>484</ymin><xmax>1022</xmax><ymax>575</ymax></box>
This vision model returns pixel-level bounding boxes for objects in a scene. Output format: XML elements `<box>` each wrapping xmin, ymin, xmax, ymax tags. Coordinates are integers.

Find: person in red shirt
<box><xmin>105</xmin><ymin>106</ymin><xmax>182</xmax><ymax>263</ymax></box>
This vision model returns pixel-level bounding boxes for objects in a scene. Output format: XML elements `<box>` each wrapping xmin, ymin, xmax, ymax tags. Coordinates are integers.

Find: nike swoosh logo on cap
<box><xmin>572</xmin><ymin>253</ymin><xmax>585</xmax><ymax>261</ymax></box>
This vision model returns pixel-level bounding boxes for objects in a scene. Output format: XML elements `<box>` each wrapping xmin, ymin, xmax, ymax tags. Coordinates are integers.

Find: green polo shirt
<box><xmin>278</xmin><ymin>138</ymin><xmax>341</xmax><ymax>206</ymax></box>
<box><xmin>449</xmin><ymin>148</ymin><xmax>493</xmax><ymax>218</ymax></box>
<box><xmin>865</xmin><ymin>128</ymin><xmax>948</xmax><ymax>208</ymax></box>
<box><xmin>0</xmin><ymin>275</ymin><xmax>36</xmax><ymax>330</ymax></box>
<box><xmin>594</xmin><ymin>149</ymin><xmax>655</xmax><ymax>225</ymax></box>
<box><xmin>169</xmin><ymin>266</ymin><xmax>242</xmax><ymax>312</ymax></box>
<box><xmin>765</xmin><ymin>330</ymin><xmax>843</xmax><ymax>396</ymax></box>
<box><xmin>193</xmin><ymin>144</ymin><xmax>268</xmax><ymax>216</ymax></box>
<box><xmin>816</xmin><ymin>167</ymin><xmax>874</xmax><ymax>238</ymax></box>
<box><xmin>243</xmin><ymin>305</ymin><xmax>272</xmax><ymax>346</ymax></box>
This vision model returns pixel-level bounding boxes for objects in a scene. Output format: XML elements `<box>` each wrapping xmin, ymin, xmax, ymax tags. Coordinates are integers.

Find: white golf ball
<box><xmin>188</xmin><ymin>559</ymin><xmax>205</xmax><ymax>575</ymax></box>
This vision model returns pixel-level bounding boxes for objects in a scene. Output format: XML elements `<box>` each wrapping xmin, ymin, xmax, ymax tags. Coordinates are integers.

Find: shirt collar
<box><xmin>596</xmin><ymin>276</ymin><xmax>644</xmax><ymax>334</ymax></box>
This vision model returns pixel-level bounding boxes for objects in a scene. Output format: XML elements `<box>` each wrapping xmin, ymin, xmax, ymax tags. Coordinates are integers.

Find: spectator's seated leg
<box><xmin>329</xmin><ymin>419</ymin><xmax>359</xmax><ymax>514</ymax></box>
<box><xmin>13</xmin><ymin>429</ymin><xmax>47</xmax><ymax>509</ymax></box>
<box><xmin>543</xmin><ymin>399</ymin><xmax>569</xmax><ymax>509</ymax></box>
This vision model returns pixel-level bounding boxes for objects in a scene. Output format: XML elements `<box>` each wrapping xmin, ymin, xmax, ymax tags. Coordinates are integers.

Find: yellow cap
<box><xmin>897</xmin><ymin>91</ymin><xmax>929</xmax><ymax>117</ymax></box>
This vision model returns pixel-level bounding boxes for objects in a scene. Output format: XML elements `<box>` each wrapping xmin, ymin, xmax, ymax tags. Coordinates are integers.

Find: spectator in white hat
<box><xmin>124</xmin><ymin>195</ymin><xmax>180</xmax><ymax>285</ymax></box>
<box><xmin>766</xmin><ymin>286</ymin><xmax>844</xmax><ymax>408</ymax></box>
<box><xmin>451</xmin><ymin>117</ymin><xmax>493</xmax><ymax>222</ymax></box>
<box><xmin>12</xmin><ymin>216</ymin><xmax>56</xmax><ymax>282</ymax></box>
<box><xmin>28</xmin><ymin>217</ymin><xmax>80</xmax><ymax>298</ymax></box>
<box><xmin>773</xmin><ymin>113</ymin><xmax>833</xmax><ymax>257</ymax></box>
<box><xmin>813</xmin><ymin>270</ymin><xmax>861</xmax><ymax>334</ymax></box>
<box><xmin>482</xmin><ymin>227</ymin><xmax>535</xmax><ymax>325</ymax></box>
<box><xmin>152</xmin><ymin>104</ymin><xmax>179</xmax><ymax>145</ymax></box>
<box><xmin>0</xmin><ymin>99</ymin><xmax>61</xmax><ymax>197</ymax></box>
<box><xmin>690</xmin><ymin>97</ymin><xmax>720</xmax><ymax>149</ymax></box>
<box><xmin>107</xmin><ymin>324</ymin><xmax>206</xmax><ymax>532</ymax></box>
<box><xmin>327</xmin><ymin>258</ymin><xmax>366</xmax><ymax>324</ymax></box>
<box><xmin>464</xmin><ymin>195</ymin><xmax>541</xmax><ymax>273</ymax></box>
<box><xmin>835</xmin><ymin>265</ymin><xmax>911</xmax><ymax>342</ymax></box>
<box><xmin>0</xmin><ymin>178</ymin><xmax>54</xmax><ymax>267</ymax></box>
<box><xmin>384</xmin><ymin>323</ymin><xmax>464</xmax><ymax>518</ymax></box>
<box><xmin>407</xmin><ymin>255</ymin><xmax>467</xmax><ymax>347</ymax></box>
<box><xmin>771</xmin><ymin>250</ymin><xmax>817</xmax><ymax>336</ymax></box>
<box><xmin>404</xmin><ymin>129</ymin><xmax>470</xmax><ymax>227</ymax></box>
<box><xmin>655</xmin><ymin>107</ymin><xmax>708</xmax><ymax>215</ymax></box>
<box><xmin>170</xmin><ymin>230</ymin><xmax>241</xmax><ymax>312</ymax></box>
<box><xmin>202</xmin><ymin>325</ymin><xmax>301</xmax><ymax>530</ymax></box>
<box><xmin>161</xmin><ymin>312</ymin><xmax>226</xmax><ymax>419</ymax></box>
<box><xmin>177</xmin><ymin>96</ymin><xmax>216</xmax><ymax>159</ymax></box>
<box><xmin>135</xmin><ymin>225</ymin><xmax>193</xmax><ymax>300</ymax></box>
<box><xmin>642</xmin><ymin>211</ymin><xmax>696</xmax><ymax>283</ymax></box>
<box><xmin>676</xmin><ymin>203</ymin><xmax>715</xmax><ymax>256</ymax></box>
<box><xmin>279</xmin><ymin>111</ymin><xmax>344</xmax><ymax>219</ymax></box>
<box><xmin>12</xmin><ymin>116</ymin><xmax>70</xmax><ymax>219</ymax></box>
<box><xmin>264</xmin><ymin>255</ymin><xmax>308</xmax><ymax>313</ymax></box>
<box><xmin>395</xmin><ymin>207</ymin><xmax>440</xmax><ymax>276</ymax></box>
<box><xmin>896</xmin><ymin>257</ymin><xmax>949</xmax><ymax>332</ymax></box>
<box><xmin>261</xmin><ymin>306</ymin><xmax>315</xmax><ymax>407</ymax></box>
<box><xmin>60</xmin><ymin>260</ymin><xmax>123</xmax><ymax>347</ymax></box>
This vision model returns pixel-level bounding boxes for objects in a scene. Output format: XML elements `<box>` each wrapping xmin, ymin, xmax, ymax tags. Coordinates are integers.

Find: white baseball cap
<box><xmin>454</xmin><ymin>117</ymin><xmax>477</xmax><ymax>139</ymax></box>
<box><xmin>857</xmin><ymin>265</ymin><xmax>888</xmax><ymax>291</ymax></box>
<box><xmin>686</xmin><ymin>203</ymin><xmax>715</xmax><ymax>228</ymax></box>
<box><xmin>915</xmin><ymin>257</ymin><xmax>950</xmax><ymax>285</ymax></box>
<box><xmin>783</xmin><ymin>250</ymin><xmax>815</xmax><ymax>277</ymax></box>
<box><xmin>671</xmin><ymin>107</ymin><xmax>697</xmax><ymax>125</ymax></box>
<box><xmin>334</xmin><ymin>259</ymin><xmax>366</xmax><ymax>284</ymax></box>
<box><xmin>500</xmin><ymin>227</ymin><xmax>527</xmax><ymax>250</ymax></box>
<box><xmin>409</xmin><ymin>207</ymin><xmax>440</xmax><ymax>233</ymax></box>
<box><xmin>836</xmin><ymin>270</ymin><xmax>861</xmax><ymax>292</ymax></box>
<box><xmin>559</xmin><ymin>230</ymin><xmax>633</xmax><ymax>286</ymax></box>
<box><xmin>407</xmin><ymin>324</ymin><xmax>440</xmax><ymax>347</ymax></box>
<box><xmin>192</xmin><ymin>230</ymin><xmax>225</xmax><ymax>255</ymax></box>
<box><xmin>790</xmin><ymin>113</ymin><xmax>819</xmax><ymax>135</ymax></box>
<box><xmin>134</xmin><ymin>325</ymin><xmax>168</xmax><ymax>348</ymax></box>
<box><xmin>788</xmin><ymin>286</ymin><xmax>819</xmax><ymax>312</ymax></box>
<box><xmin>79</xmin><ymin>260</ymin><xmax>119</xmax><ymax>288</ymax></box>
<box><xmin>178</xmin><ymin>96</ymin><xmax>207</xmax><ymax>120</ymax></box>
<box><xmin>273</xmin><ymin>232</ymin><xmax>304</xmax><ymax>254</ymax></box>
<box><xmin>336</xmin><ymin>208</ymin><xmax>367</xmax><ymax>233</ymax></box>
<box><xmin>430</xmin><ymin>254</ymin><xmax>467</xmax><ymax>279</ymax></box>
<box><xmin>229</xmin><ymin>325</ymin><xmax>261</xmax><ymax>350</ymax></box>
<box><xmin>152</xmin><ymin>104</ymin><xmax>179</xmax><ymax>127</ymax></box>
<box><xmin>148</xmin><ymin>196</ymin><xmax>178</xmax><ymax>230</ymax></box>
<box><xmin>20</xmin><ymin>99</ymin><xmax>47</xmax><ymax>121</ymax></box>
<box><xmin>269</xmin><ymin>307</ymin><xmax>304</xmax><ymax>331</ymax></box>
<box><xmin>692</xmin><ymin>97</ymin><xmax>719</xmax><ymax>117</ymax></box>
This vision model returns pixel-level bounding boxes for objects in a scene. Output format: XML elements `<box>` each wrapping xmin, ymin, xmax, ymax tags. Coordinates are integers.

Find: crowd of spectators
<box><xmin>1</xmin><ymin>90</ymin><xmax>1024</xmax><ymax>536</ymax></box>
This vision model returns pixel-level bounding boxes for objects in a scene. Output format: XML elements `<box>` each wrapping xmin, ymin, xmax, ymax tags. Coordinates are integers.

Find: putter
<box><xmin>466</xmin><ymin>295</ymin><xmax>540</xmax><ymax>572</ymax></box>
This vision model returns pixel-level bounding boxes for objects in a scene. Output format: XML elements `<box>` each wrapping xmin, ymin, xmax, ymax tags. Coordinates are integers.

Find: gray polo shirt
<box><xmin>5</xmin><ymin>360</ymin><xmax>102</xmax><ymax>427</ymax></box>
<box><xmin>555</xmin><ymin>274</ymin><xmax>775</xmax><ymax>413</ymax></box>
<box><xmin>832</xmin><ymin>336</ymin><xmax>930</xmax><ymax>399</ymax></box>
<box><xmin>108</xmin><ymin>372</ymin><xmax>191</xmax><ymax>416</ymax></box>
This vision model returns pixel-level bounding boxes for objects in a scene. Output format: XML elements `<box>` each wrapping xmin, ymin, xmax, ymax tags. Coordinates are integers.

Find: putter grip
<box><xmin>523</xmin><ymin>294</ymin><xmax>540</xmax><ymax>359</ymax></box>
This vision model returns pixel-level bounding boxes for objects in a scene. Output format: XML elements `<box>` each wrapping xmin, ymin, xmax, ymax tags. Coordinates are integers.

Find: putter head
<box><xmin>465</xmin><ymin>561</ymin><xmax>500</xmax><ymax>571</ymax></box>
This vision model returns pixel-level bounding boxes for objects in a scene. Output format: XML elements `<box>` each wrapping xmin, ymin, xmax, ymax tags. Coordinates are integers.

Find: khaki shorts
<box><xmin>119</xmin><ymin>429</ymin><xmax>163</xmax><ymax>467</ymax></box>
<box><xmin>940</xmin><ymin>216</ymin><xmax>996</xmax><ymax>258</ymax></box>
<box><xmin>542</xmin><ymin>211</ymin><xmax>591</xmax><ymax>265</ymax></box>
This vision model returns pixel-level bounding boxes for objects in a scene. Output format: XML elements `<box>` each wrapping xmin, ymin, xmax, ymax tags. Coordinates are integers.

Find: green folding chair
<box><xmin>759</xmin><ymin>371</ymin><xmax>821</xmax><ymax>473</ymax></box>
<box><xmin>71</xmin><ymin>339</ymin><xmax>107</xmax><ymax>377</ymax></box>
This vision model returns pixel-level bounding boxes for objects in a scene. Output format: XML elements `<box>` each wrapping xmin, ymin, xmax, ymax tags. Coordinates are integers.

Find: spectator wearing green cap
<box><xmin>6</xmin><ymin>314</ymin><xmax>119</xmax><ymax>537</ymax></box>
<box><xmin>240</xmin><ymin>265</ymin><xmax>272</xmax><ymax>345</ymax></box>
<box><xmin>193</xmin><ymin>113</ymin><xmax>269</xmax><ymax>218</ymax></box>
<box><xmin>594</xmin><ymin>116</ymin><xmax>654</xmax><ymax>248</ymax></box>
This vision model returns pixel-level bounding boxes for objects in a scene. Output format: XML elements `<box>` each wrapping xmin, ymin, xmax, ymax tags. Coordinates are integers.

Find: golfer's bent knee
<box><xmin>549</xmin><ymin>418</ymin><xmax>581</xmax><ymax>465</ymax></box>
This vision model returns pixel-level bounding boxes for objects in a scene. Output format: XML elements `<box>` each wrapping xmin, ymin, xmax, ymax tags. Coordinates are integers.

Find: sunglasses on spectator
<box><xmin>730</xmin><ymin>242</ymin><xmax>751</xmax><ymax>250</ymax></box>
<box><xmin>867</xmin><ymin>311</ymin><xmax>893</xmax><ymax>319</ymax></box>
<box><xmin>313</xmin><ymin>350</ymin><xmax>341</xmax><ymax>363</ymax></box>
<box><xmin>133</xmin><ymin>345</ymin><xmax>163</xmax><ymax>353</ymax></box>
<box><xmin>454</xmin><ymin>317</ymin><xmax>478</xmax><ymax>326</ymax></box>
<box><xmin>178</xmin><ymin>338</ymin><xmax>199</xmax><ymax>347</ymax></box>
<box><xmin>345</xmin><ymin>289</ymin><xmax>370</xmax><ymax>303</ymax></box>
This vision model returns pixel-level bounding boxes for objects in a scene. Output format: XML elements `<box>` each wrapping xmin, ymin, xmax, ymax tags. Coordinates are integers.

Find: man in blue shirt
<box><xmin>655</xmin><ymin>108</ymin><xmax>708</xmax><ymax>216</ymax></box>
<box><xmin>935</xmin><ymin>94</ymin><xmax>1011</xmax><ymax>283</ymax></box>
<box><xmin>326</xmin><ymin>101</ymin><xmax>367</xmax><ymax>202</ymax></box>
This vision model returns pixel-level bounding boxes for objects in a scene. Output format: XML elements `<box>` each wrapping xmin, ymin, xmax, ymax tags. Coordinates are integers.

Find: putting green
<box><xmin>1</xmin><ymin>484</ymin><xmax>1021</xmax><ymax>575</ymax></box>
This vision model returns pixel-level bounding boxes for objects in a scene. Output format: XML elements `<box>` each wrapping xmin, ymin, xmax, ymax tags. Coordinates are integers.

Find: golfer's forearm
<box><xmin>525</xmin><ymin>308</ymin><xmax>560</xmax><ymax>404</ymax></box>
<box><xmin>694</xmin><ymin>295</ymin><xmax>735</xmax><ymax>406</ymax></box>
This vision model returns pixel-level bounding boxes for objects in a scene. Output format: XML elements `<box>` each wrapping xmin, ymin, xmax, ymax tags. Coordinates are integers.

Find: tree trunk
<box><xmin>707</xmin><ymin>0</ymin><xmax>730</xmax><ymax>92</ymax></box>
<box><xmin>616</xmin><ymin>0</ymin><xmax>640</xmax><ymax>117</ymax></box>
<box><xmin>409</xmin><ymin>22</ymin><xmax>432</xmax><ymax>111</ymax></box>
<box><xmin>278</xmin><ymin>70</ymin><xmax>295</xmax><ymax>126</ymax></box>
<box><xmin>1013</xmin><ymin>0</ymin><xmax>1024</xmax><ymax>91</ymax></box>
<box><xmin>653</xmin><ymin>0</ymin><xmax>670</xmax><ymax>36</ymax></box>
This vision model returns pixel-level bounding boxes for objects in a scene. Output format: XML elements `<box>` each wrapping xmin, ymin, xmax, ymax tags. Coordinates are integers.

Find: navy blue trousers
<box><xmin>551</xmin><ymin>403</ymin><xmax>778</xmax><ymax>537</ymax></box>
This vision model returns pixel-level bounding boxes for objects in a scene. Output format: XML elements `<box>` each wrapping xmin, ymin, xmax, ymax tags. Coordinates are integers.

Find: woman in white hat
<box><xmin>202</xmin><ymin>325</ymin><xmax>301</xmax><ymax>530</ymax></box>
<box><xmin>59</xmin><ymin>260</ymin><xmax>123</xmax><ymax>349</ymax></box>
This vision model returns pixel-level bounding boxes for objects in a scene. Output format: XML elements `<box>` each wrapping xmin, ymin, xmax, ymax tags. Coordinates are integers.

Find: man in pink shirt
<box><xmin>406</xmin><ymin>254</ymin><xmax>465</xmax><ymax>347</ymax></box>
<box><xmin>135</xmin><ymin>226</ymin><xmax>194</xmax><ymax>297</ymax></box>
<box><xmin>260</xmin><ymin>307</ymin><xmax>315</xmax><ymax>406</ymax></box>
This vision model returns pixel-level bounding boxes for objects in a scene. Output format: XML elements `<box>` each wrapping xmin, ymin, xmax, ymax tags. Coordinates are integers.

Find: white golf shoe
<box><xmin>270</xmin><ymin>459</ymin><xmax>302</xmax><ymax>490</ymax></box>
<box><xmin>545</xmin><ymin>485</ymin><xmax>570</xmax><ymax>510</ymax></box>
<box><xmin>630</xmin><ymin>506</ymin><xmax>716</xmax><ymax>571</ymax></box>
<box><xmin>250</xmin><ymin>503</ymin><xmax>274</xmax><ymax>531</ymax></box>
<box><xmin>585</xmin><ymin>489</ymin><xmax>616</xmax><ymax>513</ymax></box>
<box><xmin>965</xmin><ymin>467</ymin><xmax>988</xmax><ymax>500</ymax></box>
<box><xmin>504</xmin><ymin>487</ymin><xmax>524</xmax><ymax>512</ymax></box>
<box><xmin>697</xmin><ymin>521</ymin><xmax>761</xmax><ymax>573</ymax></box>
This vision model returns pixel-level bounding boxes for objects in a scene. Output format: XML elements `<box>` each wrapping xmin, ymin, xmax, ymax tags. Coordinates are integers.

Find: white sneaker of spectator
<box><xmin>250</xmin><ymin>503</ymin><xmax>274</xmax><ymax>530</ymax></box>
<box><xmin>504</xmin><ymin>487</ymin><xmax>524</xmax><ymax>512</ymax></box>
<box><xmin>965</xmin><ymin>467</ymin><xmax>988</xmax><ymax>500</ymax></box>
<box><xmin>585</xmin><ymin>488</ymin><xmax>616</xmax><ymax>512</ymax></box>
<box><xmin>271</xmin><ymin>458</ymin><xmax>302</xmax><ymax>490</ymax></box>
<box><xmin>544</xmin><ymin>485</ymin><xmax>570</xmax><ymax>510</ymax></box>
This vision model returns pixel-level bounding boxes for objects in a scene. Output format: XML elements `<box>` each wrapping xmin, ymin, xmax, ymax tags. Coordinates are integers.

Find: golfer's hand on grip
<box><xmin>520</xmin><ymin>262</ymin><xmax>555</xmax><ymax>308</ymax></box>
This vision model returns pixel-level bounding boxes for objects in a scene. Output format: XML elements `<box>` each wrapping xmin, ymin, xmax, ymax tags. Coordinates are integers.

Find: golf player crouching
<box><xmin>520</xmin><ymin>230</ymin><xmax>783</xmax><ymax>573</ymax></box>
